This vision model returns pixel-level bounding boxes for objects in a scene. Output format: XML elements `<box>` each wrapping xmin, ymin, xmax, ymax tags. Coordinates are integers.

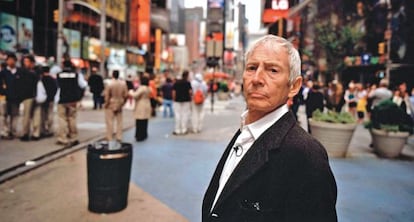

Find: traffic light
<box><xmin>53</xmin><ymin>10</ymin><xmax>59</xmax><ymax>23</ymax></box>
<box><xmin>378</xmin><ymin>42</ymin><xmax>385</xmax><ymax>55</ymax></box>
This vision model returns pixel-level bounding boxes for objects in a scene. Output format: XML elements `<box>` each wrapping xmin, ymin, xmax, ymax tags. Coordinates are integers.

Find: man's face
<box><xmin>23</xmin><ymin>58</ymin><xmax>33</xmax><ymax>69</ymax></box>
<box><xmin>6</xmin><ymin>57</ymin><xmax>16</xmax><ymax>68</ymax></box>
<box><xmin>243</xmin><ymin>44</ymin><xmax>300</xmax><ymax>117</ymax></box>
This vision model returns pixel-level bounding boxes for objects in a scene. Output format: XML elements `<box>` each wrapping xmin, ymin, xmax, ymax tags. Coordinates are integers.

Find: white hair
<box><xmin>245</xmin><ymin>35</ymin><xmax>301</xmax><ymax>85</ymax></box>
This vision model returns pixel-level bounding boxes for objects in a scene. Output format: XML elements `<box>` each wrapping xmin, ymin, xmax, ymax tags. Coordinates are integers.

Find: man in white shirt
<box><xmin>202</xmin><ymin>35</ymin><xmax>337</xmax><ymax>222</ymax></box>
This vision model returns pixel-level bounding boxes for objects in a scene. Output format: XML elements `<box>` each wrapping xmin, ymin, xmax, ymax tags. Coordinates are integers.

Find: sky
<box><xmin>184</xmin><ymin>0</ymin><xmax>261</xmax><ymax>33</ymax></box>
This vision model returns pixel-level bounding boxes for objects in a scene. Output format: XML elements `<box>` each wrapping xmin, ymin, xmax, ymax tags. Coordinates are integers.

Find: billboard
<box><xmin>17</xmin><ymin>17</ymin><xmax>33</xmax><ymax>52</ymax></box>
<box><xmin>0</xmin><ymin>12</ymin><xmax>17</xmax><ymax>52</ymax></box>
<box><xmin>63</xmin><ymin>28</ymin><xmax>81</xmax><ymax>58</ymax></box>
<box><xmin>138</xmin><ymin>0</ymin><xmax>150</xmax><ymax>44</ymax></box>
<box><xmin>81</xmin><ymin>0</ymin><xmax>126</xmax><ymax>22</ymax></box>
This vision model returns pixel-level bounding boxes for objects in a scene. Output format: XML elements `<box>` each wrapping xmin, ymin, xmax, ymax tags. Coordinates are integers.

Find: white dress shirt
<box><xmin>211</xmin><ymin>104</ymin><xmax>289</xmax><ymax>210</ymax></box>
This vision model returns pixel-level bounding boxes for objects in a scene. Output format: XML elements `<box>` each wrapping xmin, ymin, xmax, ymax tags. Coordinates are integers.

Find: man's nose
<box><xmin>252</xmin><ymin>65</ymin><xmax>265</xmax><ymax>82</ymax></box>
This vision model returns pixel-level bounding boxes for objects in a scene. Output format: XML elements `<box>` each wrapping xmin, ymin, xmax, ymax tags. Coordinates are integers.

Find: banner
<box><xmin>0</xmin><ymin>12</ymin><xmax>17</xmax><ymax>52</ymax></box>
<box><xmin>63</xmin><ymin>28</ymin><xmax>81</xmax><ymax>58</ymax></box>
<box><xmin>17</xmin><ymin>17</ymin><xmax>33</xmax><ymax>52</ymax></box>
<box><xmin>137</xmin><ymin>0</ymin><xmax>150</xmax><ymax>44</ymax></box>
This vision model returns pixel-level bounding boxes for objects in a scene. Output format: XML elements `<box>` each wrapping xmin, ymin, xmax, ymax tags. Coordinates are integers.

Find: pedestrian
<box><xmin>0</xmin><ymin>62</ymin><xmax>6</xmax><ymax>137</ymax></box>
<box><xmin>356</xmin><ymin>83</ymin><xmax>367</xmax><ymax>123</ymax></box>
<box><xmin>409</xmin><ymin>88</ymin><xmax>414</xmax><ymax>121</ymax></box>
<box><xmin>130</xmin><ymin>74</ymin><xmax>151</xmax><ymax>141</ymax></box>
<box><xmin>344</xmin><ymin>81</ymin><xmax>358</xmax><ymax>117</ymax></box>
<box><xmin>191</xmin><ymin>73</ymin><xmax>208</xmax><ymax>133</ymax></box>
<box><xmin>397</xmin><ymin>82</ymin><xmax>412</xmax><ymax>116</ymax></box>
<box><xmin>172</xmin><ymin>70</ymin><xmax>192</xmax><ymax>135</ymax></box>
<box><xmin>125</xmin><ymin>74</ymin><xmax>135</xmax><ymax>108</ymax></box>
<box><xmin>55</xmin><ymin>60</ymin><xmax>87</xmax><ymax>146</ymax></box>
<box><xmin>160</xmin><ymin>77</ymin><xmax>174</xmax><ymax>118</ymax></box>
<box><xmin>202</xmin><ymin>35</ymin><xmax>337</xmax><ymax>222</ymax></box>
<box><xmin>104</xmin><ymin>70</ymin><xmax>128</xmax><ymax>142</ymax></box>
<box><xmin>149</xmin><ymin>75</ymin><xmax>159</xmax><ymax>117</ymax></box>
<box><xmin>19</xmin><ymin>54</ymin><xmax>38</xmax><ymax>141</ymax></box>
<box><xmin>39</xmin><ymin>65</ymin><xmax>58</xmax><ymax>138</ymax></box>
<box><xmin>88</xmin><ymin>66</ymin><xmax>104</xmax><ymax>110</ymax></box>
<box><xmin>0</xmin><ymin>53</ymin><xmax>23</xmax><ymax>139</ymax></box>
<box><xmin>368</xmin><ymin>79</ymin><xmax>392</xmax><ymax>109</ymax></box>
<box><xmin>31</xmin><ymin>65</ymin><xmax>49</xmax><ymax>141</ymax></box>
<box><xmin>305</xmin><ymin>82</ymin><xmax>325</xmax><ymax>133</ymax></box>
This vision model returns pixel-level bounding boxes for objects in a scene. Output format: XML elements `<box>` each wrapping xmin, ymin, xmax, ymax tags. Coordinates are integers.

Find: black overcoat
<box><xmin>202</xmin><ymin>112</ymin><xmax>337</xmax><ymax>222</ymax></box>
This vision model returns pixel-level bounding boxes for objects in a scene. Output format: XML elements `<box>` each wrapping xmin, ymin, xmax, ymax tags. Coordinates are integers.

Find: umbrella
<box><xmin>204</xmin><ymin>72</ymin><xmax>230</xmax><ymax>80</ymax></box>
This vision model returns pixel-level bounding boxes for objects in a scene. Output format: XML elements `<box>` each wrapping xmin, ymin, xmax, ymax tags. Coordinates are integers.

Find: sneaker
<box><xmin>31</xmin><ymin>136</ymin><xmax>40</xmax><ymax>141</ymax></box>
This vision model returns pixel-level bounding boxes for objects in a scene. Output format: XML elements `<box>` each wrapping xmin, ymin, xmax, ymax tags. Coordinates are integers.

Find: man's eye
<box><xmin>268</xmin><ymin>68</ymin><xmax>278</xmax><ymax>74</ymax></box>
<box><xmin>246</xmin><ymin>66</ymin><xmax>256</xmax><ymax>71</ymax></box>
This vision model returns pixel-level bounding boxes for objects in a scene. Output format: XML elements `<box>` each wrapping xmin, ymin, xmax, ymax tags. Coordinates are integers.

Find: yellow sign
<box><xmin>81</xmin><ymin>0</ymin><xmax>126</xmax><ymax>22</ymax></box>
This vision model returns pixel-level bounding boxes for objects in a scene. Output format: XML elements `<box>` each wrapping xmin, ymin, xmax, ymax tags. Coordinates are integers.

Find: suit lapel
<box><xmin>203</xmin><ymin>130</ymin><xmax>241</xmax><ymax>213</ymax></box>
<box><xmin>212</xmin><ymin>112</ymin><xmax>297</xmax><ymax>211</ymax></box>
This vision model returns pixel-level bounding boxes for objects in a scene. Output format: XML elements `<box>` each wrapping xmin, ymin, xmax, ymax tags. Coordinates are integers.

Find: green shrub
<box><xmin>312</xmin><ymin>109</ymin><xmax>356</xmax><ymax>124</ymax></box>
<box><xmin>367</xmin><ymin>99</ymin><xmax>413</xmax><ymax>134</ymax></box>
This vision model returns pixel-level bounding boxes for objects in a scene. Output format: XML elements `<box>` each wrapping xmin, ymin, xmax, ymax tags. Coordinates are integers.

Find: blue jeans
<box><xmin>93</xmin><ymin>93</ymin><xmax>103</xmax><ymax>109</ymax></box>
<box><xmin>163</xmin><ymin>99</ymin><xmax>174</xmax><ymax>118</ymax></box>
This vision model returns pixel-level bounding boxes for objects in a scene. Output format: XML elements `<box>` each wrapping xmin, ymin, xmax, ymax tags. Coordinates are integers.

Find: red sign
<box><xmin>263</xmin><ymin>9</ymin><xmax>289</xmax><ymax>23</ymax></box>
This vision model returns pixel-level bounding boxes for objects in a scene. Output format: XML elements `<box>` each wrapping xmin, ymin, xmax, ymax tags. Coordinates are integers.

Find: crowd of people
<box><xmin>0</xmin><ymin>51</ymin><xmax>216</xmax><ymax>144</ymax></box>
<box><xmin>293</xmin><ymin>77</ymin><xmax>414</xmax><ymax>128</ymax></box>
<box><xmin>0</xmin><ymin>52</ymin><xmax>88</xmax><ymax>146</ymax></box>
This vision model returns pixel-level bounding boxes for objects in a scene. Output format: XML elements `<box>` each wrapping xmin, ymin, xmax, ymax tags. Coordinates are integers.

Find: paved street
<box><xmin>1</xmin><ymin>94</ymin><xmax>414</xmax><ymax>221</ymax></box>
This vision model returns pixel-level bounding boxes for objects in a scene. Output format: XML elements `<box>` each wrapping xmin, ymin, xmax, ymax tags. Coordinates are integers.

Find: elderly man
<box><xmin>202</xmin><ymin>35</ymin><xmax>337</xmax><ymax>222</ymax></box>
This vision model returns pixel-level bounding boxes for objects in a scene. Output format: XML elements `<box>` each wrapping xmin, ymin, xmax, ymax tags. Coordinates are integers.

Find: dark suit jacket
<box><xmin>202</xmin><ymin>111</ymin><xmax>337</xmax><ymax>222</ymax></box>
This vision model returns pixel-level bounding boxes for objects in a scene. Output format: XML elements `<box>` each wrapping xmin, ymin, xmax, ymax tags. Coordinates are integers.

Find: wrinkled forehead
<box><xmin>247</xmin><ymin>41</ymin><xmax>288</xmax><ymax>61</ymax></box>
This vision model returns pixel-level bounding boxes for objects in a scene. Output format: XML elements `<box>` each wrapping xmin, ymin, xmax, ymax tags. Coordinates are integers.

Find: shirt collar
<box><xmin>240</xmin><ymin>104</ymin><xmax>289</xmax><ymax>140</ymax></box>
<box><xmin>7</xmin><ymin>66</ymin><xmax>17</xmax><ymax>74</ymax></box>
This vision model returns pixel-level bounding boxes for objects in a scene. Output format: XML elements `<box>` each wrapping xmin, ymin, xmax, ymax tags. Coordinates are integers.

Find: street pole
<box><xmin>385</xmin><ymin>0</ymin><xmax>392</xmax><ymax>82</ymax></box>
<box><xmin>99</xmin><ymin>0</ymin><xmax>106</xmax><ymax>77</ymax></box>
<box><xmin>56</xmin><ymin>0</ymin><xmax>64</xmax><ymax>66</ymax></box>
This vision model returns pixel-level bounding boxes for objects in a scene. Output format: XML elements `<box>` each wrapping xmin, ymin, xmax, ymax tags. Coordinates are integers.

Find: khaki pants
<box><xmin>3</xmin><ymin>101</ymin><xmax>19</xmax><ymax>137</ymax></box>
<box><xmin>32</xmin><ymin>102</ymin><xmax>54</xmax><ymax>137</ymax></box>
<box><xmin>57</xmin><ymin>103</ymin><xmax>78</xmax><ymax>143</ymax></box>
<box><xmin>105</xmin><ymin>108</ymin><xmax>123</xmax><ymax>141</ymax></box>
<box><xmin>32</xmin><ymin>103</ymin><xmax>42</xmax><ymax>137</ymax></box>
<box><xmin>21</xmin><ymin>98</ymin><xmax>35</xmax><ymax>136</ymax></box>
<box><xmin>43</xmin><ymin>102</ymin><xmax>55</xmax><ymax>135</ymax></box>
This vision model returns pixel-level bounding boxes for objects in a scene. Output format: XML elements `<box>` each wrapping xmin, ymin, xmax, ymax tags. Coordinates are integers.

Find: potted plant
<box><xmin>366</xmin><ymin>100</ymin><xmax>414</xmax><ymax>158</ymax></box>
<box><xmin>309</xmin><ymin>110</ymin><xmax>357</xmax><ymax>158</ymax></box>
<box><xmin>217</xmin><ymin>81</ymin><xmax>230</xmax><ymax>100</ymax></box>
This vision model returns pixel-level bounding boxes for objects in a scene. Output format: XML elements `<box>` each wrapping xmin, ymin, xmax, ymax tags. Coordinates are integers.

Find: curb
<box><xmin>0</xmin><ymin>126</ymin><xmax>135</xmax><ymax>184</ymax></box>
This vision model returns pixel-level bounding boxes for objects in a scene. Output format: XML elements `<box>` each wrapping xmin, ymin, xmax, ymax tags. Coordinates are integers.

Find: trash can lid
<box><xmin>88</xmin><ymin>141</ymin><xmax>132</xmax><ymax>155</ymax></box>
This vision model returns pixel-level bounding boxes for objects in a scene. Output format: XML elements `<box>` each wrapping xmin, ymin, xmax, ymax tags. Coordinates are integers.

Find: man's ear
<box><xmin>288</xmin><ymin>76</ymin><xmax>303</xmax><ymax>98</ymax></box>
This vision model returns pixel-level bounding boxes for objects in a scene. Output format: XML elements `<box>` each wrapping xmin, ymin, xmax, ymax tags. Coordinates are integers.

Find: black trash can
<box><xmin>87</xmin><ymin>141</ymin><xmax>133</xmax><ymax>213</ymax></box>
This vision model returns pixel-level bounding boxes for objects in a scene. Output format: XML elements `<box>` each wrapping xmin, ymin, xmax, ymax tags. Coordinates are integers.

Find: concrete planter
<box><xmin>370</xmin><ymin>129</ymin><xmax>409</xmax><ymax>158</ymax></box>
<box><xmin>217</xmin><ymin>91</ymin><xmax>229</xmax><ymax>100</ymax></box>
<box><xmin>309</xmin><ymin>119</ymin><xmax>357</xmax><ymax>158</ymax></box>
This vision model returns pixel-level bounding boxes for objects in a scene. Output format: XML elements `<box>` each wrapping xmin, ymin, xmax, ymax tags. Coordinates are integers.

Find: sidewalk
<box><xmin>0</xmin><ymin>95</ymin><xmax>136</xmax><ymax>181</ymax></box>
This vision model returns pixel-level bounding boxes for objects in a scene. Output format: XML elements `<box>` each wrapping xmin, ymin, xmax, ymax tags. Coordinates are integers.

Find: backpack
<box><xmin>193</xmin><ymin>89</ymin><xmax>205</xmax><ymax>105</ymax></box>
